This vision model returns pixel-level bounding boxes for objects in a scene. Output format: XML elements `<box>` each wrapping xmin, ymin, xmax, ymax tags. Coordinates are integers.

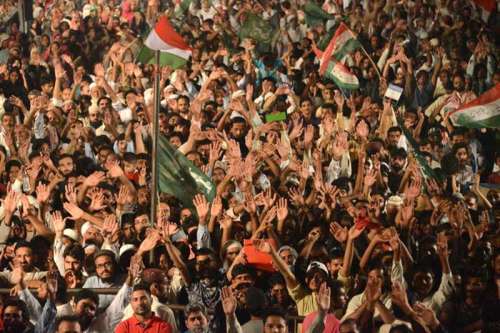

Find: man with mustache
<box><xmin>115</xmin><ymin>283</ymin><xmax>173</xmax><ymax>333</ymax></box>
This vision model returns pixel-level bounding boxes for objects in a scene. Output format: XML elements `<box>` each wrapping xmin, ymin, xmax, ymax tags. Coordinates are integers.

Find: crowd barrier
<box><xmin>0</xmin><ymin>287</ymin><xmax>305</xmax><ymax>332</ymax></box>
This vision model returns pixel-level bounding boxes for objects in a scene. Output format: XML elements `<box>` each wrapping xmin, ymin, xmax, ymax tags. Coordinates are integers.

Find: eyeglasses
<box><xmin>96</xmin><ymin>262</ymin><xmax>113</xmax><ymax>270</ymax></box>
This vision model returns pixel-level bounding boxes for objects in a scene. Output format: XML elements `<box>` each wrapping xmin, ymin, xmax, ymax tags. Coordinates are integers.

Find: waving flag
<box><xmin>313</xmin><ymin>23</ymin><xmax>360</xmax><ymax>90</ymax></box>
<box><xmin>449</xmin><ymin>83</ymin><xmax>500</xmax><ymax>128</ymax></box>
<box><xmin>137</xmin><ymin>16</ymin><xmax>192</xmax><ymax>68</ymax></box>
<box><xmin>472</xmin><ymin>0</ymin><xmax>496</xmax><ymax>22</ymax></box>
<box><xmin>158</xmin><ymin>135</ymin><xmax>216</xmax><ymax>210</ymax></box>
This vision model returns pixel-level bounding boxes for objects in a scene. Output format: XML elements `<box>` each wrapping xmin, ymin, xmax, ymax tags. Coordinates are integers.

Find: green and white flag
<box><xmin>323</xmin><ymin>60</ymin><xmax>359</xmax><ymax>90</ymax></box>
<box><xmin>239</xmin><ymin>13</ymin><xmax>277</xmax><ymax>46</ymax></box>
<box><xmin>137</xmin><ymin>16</ymin><xmax>192</xmax><ymax>69</ymax></box>
<box><xmin>303</xmin><ymin>2</ymin><xmax>334</xmax><ymax>27</ymax></box>
<box><xmin>449</xmin><ymin>83</ymin><xmax>500</xmax><ymax>128</ymax></box>
<box><xmin>328</xmin><ymin>22</ymin><xmax>362</xmax><ymax>61</ymax></box>
<box><xmin>158</xmin><ymin>135</ymin><xmax>216</xmax><ymax>209</ymax></box>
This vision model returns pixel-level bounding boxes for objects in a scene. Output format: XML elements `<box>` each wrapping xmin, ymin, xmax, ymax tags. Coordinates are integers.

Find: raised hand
<box><xmin>288</xmin><ymin>187</ymin><xmax>305</xmax><ymax>207</ymax></box>
<box><xmin>2</xmin><ymin>189</ymin><xmax>19</xmax><ymax>215</ymax></box>
<box><xmin>63</xmin><ymin>202</ymin><xmax>84</xmax><ymax>220</ymax></box>
<box><xmin>276</xmin><ymin>198</ymin><xmax>288</xmax><ymax>222</ymax></box>
<box><xmin>391</xmin><ymin>281</ymin><xmax>410</xmax><ymax>310</ymax></box>
<box><xmin>65</xmin><ymin>183</ymin><xmax>77</xmax><ymax>204</ymax></box>
<box><xmin>10</xmin><ymin>266</ymin><xmax>25</xmax><ymax>286</ymax></box>
<box><xmin>106</xmin><ymin>160</ymin><xmax>124</xmax><ymax>178</ymax></box>
<box><xmin>303</xmin><ymin>125</ymin><xmax>314</xmax><ymax>149</ymax></box>
<box><xmin>115</xmin><ymin>185</ymin><xmax>130</xmax><ymax>208</ymax></box>
<box><xmin>51</xmin><ymin>211</ymin><xmax>66</xmax><ymax>235</ymax></box>
<box><xmin>329</xmin><ymin>222</ymin><xmax>348</xmax><ymax>243</ymax></box>
<box><xmin>193</xmin><ymin>194</ymin><xmax>209</xmax><ymax>222</ymax></box>
<box><xmin>210</xmin><ymin>196</ymin><xmax>223</xmax><ymax>218</ymax></box>
<box><xmin>89</xmin><ymin>188</ymin><xmax>106</xmax><ymax>212</ymax></box>
<box><xmin>436</xmin><ymin>232</ymin><xmax>448</xmax><ymax>258</ymax></box>
<box><xmin>138</xmin><ymin>229</ymin><xmax>161</xmax><ymax>254</ymax></box>
<box><xmin>221</xmin><ymin>286</ymin><xmax>237</xmax><ymax>316</ymax></box>
<box><xmin>253</xmin><ymin>239</ymin><xmax>272</xmax><ymax>254</ymax></box>
<box><xmin>102</xmin><ymin>214</ymin><xmax>119</xmax><ymax>243</ymax></box>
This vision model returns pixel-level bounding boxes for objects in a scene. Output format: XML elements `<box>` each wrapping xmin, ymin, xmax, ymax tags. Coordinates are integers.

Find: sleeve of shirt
<box><xmin>287</xmin><ymin>283</ymin><xmax>308</xmax><ymax>304</ymax></box>
<box><xmin>105</xmin><ymin>283</ymin><xmax>133</xmax><ymax>330</ymax></box>
<box><xmin>19</xmin><ymin>288</ymin><xmax>42</xmax><ymax>324</ymax></box>
<box><xmin>342</xmin><ymin>294</ymin><xmax>362</xmax><ymax>321</ymax></box>
<box><xmin>34</xmin><ymin>298</ymin><xmax>56</xmax><ymax>333</ymax></box>
<box><xmin>53</xmin><ymin>238</ymin><xmax>66</xmax><ymax>276</ymax></box>
<box><xmin>391</xmin><ymin>259</ymin><xmax>407</xmax><ymax>289</ymax></box>
<box><xmin>431</xmin><ymin>273</ymin><xmax>455</xmax><ymax>312</ymax></box>
<box><xmin>197</xmin><ymin>224</ymin><xmax>211</xmax><ymax>249</ymax></box>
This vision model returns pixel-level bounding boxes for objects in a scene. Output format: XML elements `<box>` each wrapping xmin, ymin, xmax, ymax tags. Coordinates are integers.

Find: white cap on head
<box><xmin>63</xmin><ymin>228</ymin><xmax>79</xmax><ymax>242</ymax></box>
<box><xmin>80</xmin><ymin>222</ymin><xmax>91</xmax><ymax>237</ymax></box>
<box><xmin>306</xmin><ymin>261</ymin><xmax>329</xmax><ymax>275</ymax></box>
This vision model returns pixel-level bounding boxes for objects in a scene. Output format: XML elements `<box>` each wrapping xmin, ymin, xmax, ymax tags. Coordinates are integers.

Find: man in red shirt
<box><xmin>115</xmin><ymin>283</ymin><xmax>173</xmax><ymax>333</ymax></box>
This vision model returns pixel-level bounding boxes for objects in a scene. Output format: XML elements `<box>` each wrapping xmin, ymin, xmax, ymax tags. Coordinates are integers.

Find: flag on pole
<box><xmin>449</xmin><ymin>83</ymin><xmax>500</xmax><ymax>128</ymax></box>
<box><xmin>322</xmin><ymin>22</ymin><xmax>362</xmax><ymax>67</ymax></box>
<box><xmin>313</xmin><ymin>23</ymin><xmax>360</xmax><ymax>90</ymax></box>
<box><xmin>137</xmin><ymin>16</ymin><xmax>192</xmax><ymax>68</ymax></box>
<box><xmin>471</xmin><ymin>0</ymin><xmax>496</xmax><ymax>22</ymax></box>
<box><xmin>158</xmin><ymin>135</ymin><xmax>216</xmax><ymax>209</ymax></box>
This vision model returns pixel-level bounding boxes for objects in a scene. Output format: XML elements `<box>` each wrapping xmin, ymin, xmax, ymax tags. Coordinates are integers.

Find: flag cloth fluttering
<box><xmin>137</xmin><ymin>16</ymin><xmax>192</xmax><ymax>68</ymax></box>
<box><xmin>158</xmin><ymin>135</ymin><xmax>216</xmax><ymax>210</ymax></box>
<box><xmin>449</xmin><ymin>83</ymin><xmax>500</xmax><ymax>128</ymax></box>
<box><xmin>314</xmin><ymin>23</ymin><xmax>361</xmax><ymax>90</ymax></box>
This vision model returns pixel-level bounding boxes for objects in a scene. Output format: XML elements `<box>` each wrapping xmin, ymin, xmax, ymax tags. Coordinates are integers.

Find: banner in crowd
<box><xmin>158</xmin><ymin>135</ymin><xmax>216</xmax><ymax>209</ymax></box>
<box><xmin>137</xmin><ymin>16</ymin><xmax>192</xmax><ymax>68</ymax></box>
<box><xmin>238</xmin><ymin>13</ymin><xmax>277</xmax><ymax>46</ymax></box>
<box><xmin>449</xmin><ymin>83</ymin><xmax>500</xmax><ymax>128</ymax></box>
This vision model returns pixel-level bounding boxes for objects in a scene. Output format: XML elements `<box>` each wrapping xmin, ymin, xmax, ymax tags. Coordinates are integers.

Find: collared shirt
<box><xmin>115</xmin><ymin>314</ymin><xmax>172</xmax><ymax>333</ymax></box>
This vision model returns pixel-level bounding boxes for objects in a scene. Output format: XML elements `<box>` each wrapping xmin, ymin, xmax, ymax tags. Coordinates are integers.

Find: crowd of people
<box><xmin>0</xmin><ymin>0</ymin><xmax>499</xmax><ymax>332</ymax></box>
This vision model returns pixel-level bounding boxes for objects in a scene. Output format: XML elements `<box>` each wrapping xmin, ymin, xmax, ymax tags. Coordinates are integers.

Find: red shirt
<box><xmin>115</xmin><ymin>314</ymin><xmax>172</xmax><ymax>333</ymax></box>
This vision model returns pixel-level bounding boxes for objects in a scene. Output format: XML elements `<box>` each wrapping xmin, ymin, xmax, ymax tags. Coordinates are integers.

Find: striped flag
<box><xmin>315</xmin><ymin>22</ymin><xmax>360</xmax><ymax>90</ymax></box>
<box><xmin>471</xmin><ymin>0</ymin><xmax>496</xmax><ymax>22</ymax></box>
<box><xmin>323</xmin><ymin>60</ymin><xmax>359</xmax><ymax>90</ymax></box>
<box><xmin>320</xmin><ymin>23</ymin><xmax>362</xmax><ymax>72</ymax></box>
<box><xmin>449</xmin><ymin>83</ymin><xmax>500</xmax><ymax>128</ymax></box>
<box><xmin>137</xmin><ymin>16</ymin><xmax>192</xmax><ymax>68</ymax></box>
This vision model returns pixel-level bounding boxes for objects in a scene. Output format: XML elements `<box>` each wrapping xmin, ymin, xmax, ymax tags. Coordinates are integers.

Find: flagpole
<box><xmin>361</xmin><ymin>47</ymin><xmax>381</xmax><ymax>78</ymax></box>
<box><xmin>150</xmin><ymin>49</ymin><xmax>161</xmax><ymax>243</ymax></box>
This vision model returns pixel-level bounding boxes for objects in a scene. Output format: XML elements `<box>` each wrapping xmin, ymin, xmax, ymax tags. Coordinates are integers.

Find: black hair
<box><xmin>231</xmin><ymin>264</ymin><xmax>255</xmax><ymax>280</ymax></box>
<box><xmin>264</xmin><ymin>307</ymin><xmax>287</xmax><ymax>324</ymax></box>
<box><xmin>63</xmin><ymin>243</ymin><xmax>85</xmax><ymax>262</ymax></box>
<box><xmin>388</xmin><ymin>126</ymin><xmax>402</xmax><ymax>135</ymax></box>
<box><xmin>184</xmin><ymin>303</ymin><xmax>207</xmax><ymax>318</ymax></box>
<box><xmin>74</xmin><ymin>289</ymin><xmax>99</xmax><ymax>307</ymax></box>
<box><xmin>14</xmin><ymin>241</ymin><xmax>32</xmax><ymax>252</ymax></box>
<box><xmin>3</xmin><ymin>298</ymin><xmax>30</xmax><ymax>321</ymax></box>
<box><xmin>55</xmin><ymin>315</ymin><xmax>81</xmax><ymax>331</ymax></box>
<box><xmin>132</xmin><ymin>282</ymin><xmax>151</xmax><ymax>294</ymax></box>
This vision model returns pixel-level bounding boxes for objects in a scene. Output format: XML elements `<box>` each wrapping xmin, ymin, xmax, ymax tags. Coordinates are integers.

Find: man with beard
<box><xmin>164</xmin><ymin>244</ymin><xmax>224</xmax><ymax>331</ymax></box>
<box><xmin>184</xmin><ymin>303</ymin><xmax>210</xmax><ymax>333</ymax></box>
<box><xmin>387</xmin><ymin>148</ymin><xmax>407</xmax><ymax>194</ymax></box>
<box><xmin>122</xmin><ymin>269</ymin><xmax>178</xmax><ymax>332</ymax></box>
<box><xmin>453</xmin><ymin>142</ymin><xmax>474</xmax><ymax>192</ymax></box>
<box><xmin>0</xmin><ymin>241</ymin><xmax>47</xmax><ymax>286</ymax></box>
<box><xmin>115</xmin><ymin>283</ymin><xmax>173</xmax><ymax>333</ymax></box>
<box><xmin>56</xmin><ymin>256</ymin><xmax>140</xmax><ymax>333</ymax></box>
<box><xmin>82</xmin><ymin>250</ymin><xmax>125</xmax><ymax>311</ymax></box>
<box><xmin>2</xmin><ymin>299</ymin><xmax>33</xmax><ymax>333</ymax></box>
